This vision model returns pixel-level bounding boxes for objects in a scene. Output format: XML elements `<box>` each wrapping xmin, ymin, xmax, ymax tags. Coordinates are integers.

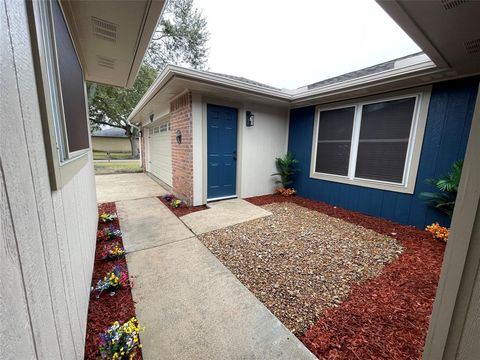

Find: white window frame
<box><xmin>310</xmin><ymin>87</ymin><xmax>432</xmax><ymax>194</ymax></box>
<box><xmin>44</xmin><ymin>0</ymin><xmax>89</xmax><ymax>161</ymax></box>
<box><xmin>30</xmin><ymin>0</ymin><xmax>90</xmax><ymax>190</ymax></box>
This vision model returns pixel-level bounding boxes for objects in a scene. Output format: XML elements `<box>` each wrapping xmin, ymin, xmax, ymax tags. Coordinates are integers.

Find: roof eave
<box><xmin>129</xmin><ymin>59</ymin><xmax>450</xmax><ymax>120</ymax></box>
<box><xmin>292</xmin><ymin>59</ymin><xmax>439</xmax><ymax>104</ymax></box>
<box><xmin>61</xmin><ymin>0</ymin><xmax>166</xmax><ymax>88</ymax></box>
<box><xmin>127</xmin><ymin>65</ymin><xmax>293</xmax><ymax>122</ymax></box>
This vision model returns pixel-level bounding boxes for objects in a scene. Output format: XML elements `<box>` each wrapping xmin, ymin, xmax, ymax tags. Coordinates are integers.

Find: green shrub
<box><xmin>420</xmin><ymin>160</ymin><xmax>463</xmax><ymax>218</ymax></box>
<box><xmin>271</xmin><ymin>152</ymin><xmax>299</xmax><ymax>188</ymax></box>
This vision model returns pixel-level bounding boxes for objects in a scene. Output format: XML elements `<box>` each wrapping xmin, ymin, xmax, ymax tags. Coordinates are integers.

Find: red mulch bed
<box><xmin>246</xmin><ymin>194</ymin><xmax>446</xmax><ymax>360</ymax></box>
<box><xmin>84</xmin><ymin>203</ymin><xmax>142</xmax><ymax>360</ymax></box>
<box><xmin>158</xmin><ymin>196</ymin><xmax>208</xmax><ymax>217</ymax></box>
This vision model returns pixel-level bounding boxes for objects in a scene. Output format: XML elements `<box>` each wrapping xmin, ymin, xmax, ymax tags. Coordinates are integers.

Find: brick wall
<box><xmin>170</xmin><ymin>92</ymin><xmax>194</xmax><ymax>205</ymax></box>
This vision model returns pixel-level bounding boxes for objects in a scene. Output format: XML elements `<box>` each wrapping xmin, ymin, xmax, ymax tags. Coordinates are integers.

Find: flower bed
<box><xmin>158</xmin><ymin>195</ymin><xmax>207</xmax><ymax>217</ymax></box>
<box><xmin>246</xmin><ymin>194</ymin><xmax>445</xmax><ymax>359</ymax></box>
<box><xmin>84</xmin><ymin>203</ymin><xmax>143</xmax><ymax>360</ymax></box>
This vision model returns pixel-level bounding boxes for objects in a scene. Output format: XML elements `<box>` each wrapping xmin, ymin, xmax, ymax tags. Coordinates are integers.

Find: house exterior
<box><xmin>0</xmin><ymin>0</ymin><xmax>164</xmax><ymax>358</ymax></box>
<box><xmin>92</xmin><ymin>127</ymin><xmax>134</xmax><ymax>153</ymax></box>
<box><xmin>128</xmin><ymin>3</ymin><xmax>480</xmax><ymax>356</ymax></box>
<box><xmin>128</xmin><ymin>55</ymin><xmax>477</xmax><ymax>230</ymax></box>
<box><xmin>2</xmin><ymin>1</ymin><xmax>480</xmax><ymax>359</ymax></box>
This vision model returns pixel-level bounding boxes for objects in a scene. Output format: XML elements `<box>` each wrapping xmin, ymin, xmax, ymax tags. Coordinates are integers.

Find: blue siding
<box><xmin>288</xmin><ymin>77</ymin><xmax>478</xmax><ymax>229</ymax></box>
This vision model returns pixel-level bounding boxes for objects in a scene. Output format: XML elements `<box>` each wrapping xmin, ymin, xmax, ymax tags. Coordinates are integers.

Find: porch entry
<box><xmin>207</xmin><ymin>104</ymin><xmax>238</xmax><ymax>200</ymax></box>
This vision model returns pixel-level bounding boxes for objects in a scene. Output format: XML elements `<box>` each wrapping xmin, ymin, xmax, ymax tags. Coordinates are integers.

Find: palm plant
<box><xmin>420</xmin><ymin>160</ymin><xmax>463</xmax><ymax>218</ymax></box>
<box><xmin>271</xmin><ymin>152</ymin><xmax>299</xmax><ymax>188</ymax></box>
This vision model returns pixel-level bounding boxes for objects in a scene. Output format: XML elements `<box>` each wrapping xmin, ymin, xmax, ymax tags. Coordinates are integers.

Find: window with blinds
<box><xmin>312</xmin><ymin>92</ymin><xmax>424</xmax><ymax>191</ymax></box>
<box><xmin>315</xmin><ymin>107</ymin><xmax>355</xmax><ymax>176</ymax></box>
<box><xmin>52</xmin><ymin>0</ymin><xmax>89</xmax><ymax>154</ymax></box>
<box><xmin>355</xmin><ymin>98</ymin><xmax>415</xmax><ymax>183</ymax></box>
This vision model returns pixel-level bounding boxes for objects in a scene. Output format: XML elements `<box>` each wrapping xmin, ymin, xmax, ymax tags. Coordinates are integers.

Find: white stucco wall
<box><xmin>1</xmin><ymin>1</ymin><xmax>97</xmax><ymax>358</ymax></box>
<box><xmin>238</xmin><ymin>104</ymin><xmax>289</xmax><ymax>198</ymax></box>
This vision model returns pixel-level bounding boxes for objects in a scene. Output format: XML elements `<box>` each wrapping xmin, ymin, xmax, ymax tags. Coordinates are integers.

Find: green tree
<box><xmin>144</xmin><ymin>0</ymin><xmax>209</xmax><ymax>71</ymax></box>
<box><xmin>87</xmin><ymin>65</ymin><xmax>158</xmax><ymax>156</ymax></box>
<box><xmin>88</xmin><ymin>0</ymin><xmax>209</xmax><ymax>155</ymax></box>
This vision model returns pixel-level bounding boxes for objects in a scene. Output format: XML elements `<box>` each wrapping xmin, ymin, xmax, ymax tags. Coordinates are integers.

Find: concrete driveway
<box><xmin>95</xmin><ymin>172</ymin><xmax>168</xmax><ymax>203</ymax></box>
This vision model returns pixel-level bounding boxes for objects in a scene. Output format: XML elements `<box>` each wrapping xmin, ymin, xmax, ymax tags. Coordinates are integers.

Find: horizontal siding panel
<box><xmin>2</xmin><ymin>1</ymin><xmax>99</xmax><ymax>358</ymax></box>
<box><xmin>288</xmin><ymin>77</ymin><xmax>479</xmax><ymax>228</ymax></box>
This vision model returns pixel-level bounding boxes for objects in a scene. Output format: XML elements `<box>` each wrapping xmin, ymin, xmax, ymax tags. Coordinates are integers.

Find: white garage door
<box><xmin>147</xmin><ymin>121</ymin><xmax>172</xmax><ymax>186</ymax></box>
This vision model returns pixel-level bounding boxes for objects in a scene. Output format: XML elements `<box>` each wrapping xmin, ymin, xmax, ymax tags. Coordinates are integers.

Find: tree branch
<box><xmin>91</xmin><ymin>120</ymin><xmax>128</xmax><ymax>130</ymax></box>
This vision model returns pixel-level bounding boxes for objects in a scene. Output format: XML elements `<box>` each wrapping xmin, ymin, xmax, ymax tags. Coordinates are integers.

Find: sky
<box><xmin>193</xmin><ymin>0</ymin><xmax>421</xmax><ymax>89</ymax></box>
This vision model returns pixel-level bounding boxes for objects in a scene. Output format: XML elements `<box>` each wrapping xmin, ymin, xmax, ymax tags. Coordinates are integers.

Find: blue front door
<box><xmin>207</xmin><ymin>104</ymin><xmax>238</xmax><ymax>200</ymax></box>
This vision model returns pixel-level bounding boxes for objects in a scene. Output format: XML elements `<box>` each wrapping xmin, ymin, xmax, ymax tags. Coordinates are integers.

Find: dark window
<box><xmin>52</xmin><ymin>0</ymin><xmax>89</xmax><ymax>153</ymax></box>
<box><xmin>315</xmin><ymin>107</ymin><xmax>355</xmax><ymax>176</ymax></box>
<box><xmin>355</xmin><ymin>98</ymin><xmax>416</xmax><ymax>183</ymax></box>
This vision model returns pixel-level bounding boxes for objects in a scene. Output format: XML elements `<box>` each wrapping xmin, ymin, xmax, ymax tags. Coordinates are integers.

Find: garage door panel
<box><xmin>147</xmin><ymin>123</ymin><xmax>172</xmax><ymax>186</ymax></box>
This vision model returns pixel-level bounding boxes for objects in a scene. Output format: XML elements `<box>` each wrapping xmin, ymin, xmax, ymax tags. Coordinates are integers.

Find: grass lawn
<box><xmin>94</xmin><ymin>161</ymin><xmax>142</xmax><ymax>175</ymax></box>
<box><xmin>93</xmin><ymin>151</ymin><xmax>135</xmax><ymax>160</ymax></box>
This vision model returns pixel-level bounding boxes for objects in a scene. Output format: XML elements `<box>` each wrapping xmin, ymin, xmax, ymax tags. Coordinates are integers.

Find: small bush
<box><xmin>101</xmin><ymin>243</ymin><xmax>126</xmax><ymax>261</ymax></box>
<box><xmin>97</xmin><ymin>225</ymin><xmax>122</xmax><ymax>241</ymax></box>
<box><xmin>92</xmin><ymin>266</ymin><xmax>128</xmax><ymax>297</ymax></box>
<box><xmin>425</xmin><ymin>223</ymin><xmax>449</xmax><ymax>242</ymax></box>
<box><xmin>420</xmin><ymin>160</ymin><xmax>463</xmax><ymax>218</ymax></box>
<box><xmin>172</xmin><ymin>199</ymin><xmax>183</xmax><ymax>208</ymax></box>
<box><xmin>99</xmin><ymin>317</ymin><xmax>143</xmax><ymax>359</ymax></box>
<box><xmin>99</xmin><ymin>212</ymin><xmax>118</xmax><ymax>223</ymax></box>
<box><xmin>271</xmin><ymin>152</ymin><xmax>299</xmax><ymax>189</ymax></box>
<box><xmin>276</xmin><ymin>187</ymin><xmax>296</xmax><ymax>197</ymax></box>
<box><xmin>162</xmin><ymin>193</ymin><xmax>176</xmax><ymax>202</ymax></box>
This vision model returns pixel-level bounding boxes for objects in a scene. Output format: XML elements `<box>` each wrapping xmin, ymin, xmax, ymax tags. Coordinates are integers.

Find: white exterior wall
<box><xmin>239</xmin><ymin>104</ymin><xmax>289</xmax><ymax>198</ymax></box>
<box><xmin>192</xmin><ymin>93</ymin><xmax>203</xmax><ymax>205</ymax></box>
<box><xmin>1</xmin><ymin>1</ymin><xmax>97</xmax><ymax>359</ymax></box>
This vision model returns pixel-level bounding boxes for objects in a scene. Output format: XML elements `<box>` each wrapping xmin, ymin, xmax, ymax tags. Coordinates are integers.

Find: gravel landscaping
<box><xmin>246</xmin><ymin>195</ymin><xmax>446</xmax><ymax>359</ymax></box>
<box><xmin>198</xmin><ymin>202</ymin><xmax>403</xmax><ymax>335</ymax></box>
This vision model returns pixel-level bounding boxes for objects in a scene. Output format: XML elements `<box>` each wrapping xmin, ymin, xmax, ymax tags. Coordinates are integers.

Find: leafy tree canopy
<box><xmin>87</xmin><ymin>0</ymin><xmax>209</xmax><ymax>154</ymax></box>
<box><xmin>88</xmin><ymin>65</ymin><xmax>158</xmax><ymax>134</ymax></box>
<box><xmin>145</xmin><ymin>0</ymin><xmax>209</xmax><ymax>72</ymax></box>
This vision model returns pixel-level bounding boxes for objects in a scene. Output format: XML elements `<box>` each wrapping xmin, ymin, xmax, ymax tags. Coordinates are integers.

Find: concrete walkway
<box><xmin>127</xmin><ymin>237</ymin><xmax>315</xmax><ymax>360</ymax></box>
<box><xmin>95</xmin><ymin>173</ymin><xmax>168</xmax><ymax>203</ymax></box>
<box><xmin>116</xmin><ymin>197</ymin><xmax>193</xmax><ymax>252</ymax></box>
<box><xmin>180</xmin><ymin>198</ymin><xmax>272</xmax><ymax>235</ymax></box>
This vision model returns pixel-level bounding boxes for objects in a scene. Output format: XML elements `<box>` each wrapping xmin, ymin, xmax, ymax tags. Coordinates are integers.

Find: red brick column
<box><xmin>170</xmin><ymin>92</ymin><xmax>193</xmax><ymax>205</ymax></box>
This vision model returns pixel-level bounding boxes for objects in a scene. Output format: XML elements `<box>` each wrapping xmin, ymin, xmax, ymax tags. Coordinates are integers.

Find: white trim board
<box><xmin>126</xmin><ymin>56</ymin><xmax>442</xmax><ymax>123</ymax></box>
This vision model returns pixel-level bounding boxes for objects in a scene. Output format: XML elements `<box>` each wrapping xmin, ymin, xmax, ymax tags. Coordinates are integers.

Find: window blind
<box><xmin>315</xmin><ymin>107</ymin><xmax>355</xmax><ymax>176</ymax></box>
<box><xmin>355</xmin><ymin>98</ymin><xmax>416</xmax><ymax>183</ymax></box>
<box><xmin>52</xmin><ymin>0</ymin><xmax>89</xmax><ymax>153</ymax></box>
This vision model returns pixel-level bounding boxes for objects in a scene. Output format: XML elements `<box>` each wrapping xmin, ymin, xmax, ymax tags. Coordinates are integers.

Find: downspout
<box><xmin>126</xmin><ymin>120</ymin><xmax>140</xmax><ymax>132</ymax></box>
<box><xmin>127</xmin><ymin>120</ymin><xmax>142</xmax><ymax>165</ymax></box>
